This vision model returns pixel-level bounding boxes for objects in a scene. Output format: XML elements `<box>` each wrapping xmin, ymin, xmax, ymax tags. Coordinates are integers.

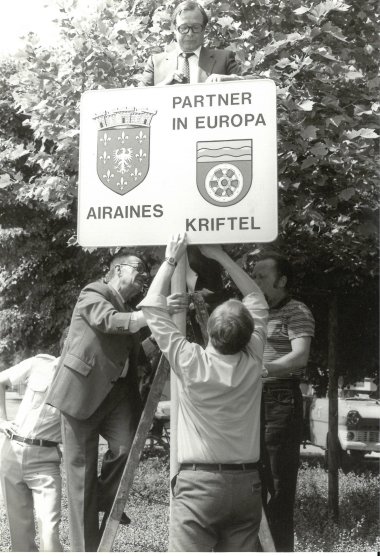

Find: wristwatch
<box><xmin>261</xmin><ymin>367</ymin><xmax>269</xmax><ymax>378</ymax></box>
<box><xmin>165</xmin><ymin>257</ymin><xmax>177</xmax><ymax>267</ymax></box>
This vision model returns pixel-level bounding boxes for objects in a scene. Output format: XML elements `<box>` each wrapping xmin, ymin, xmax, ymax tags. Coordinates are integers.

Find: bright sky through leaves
<box><xmin>0</xmin><ymin>0</ymin><xmax>96</xmax><ymax>56</ymax></box>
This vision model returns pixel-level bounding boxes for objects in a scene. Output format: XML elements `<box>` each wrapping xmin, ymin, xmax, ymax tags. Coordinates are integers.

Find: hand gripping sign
<box><xmin>78</xmin><ymin>79</ymin><xmax>277</xmax><ymax>247</ymax></box>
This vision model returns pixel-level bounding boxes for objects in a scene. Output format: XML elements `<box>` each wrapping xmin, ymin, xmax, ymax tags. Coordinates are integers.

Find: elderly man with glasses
<box><xmin>46</xmin><ymin>250</ymin><xmax>186</xmax><ymax>552</ymax></box>
<box><xmin>141</xmin><ymin>1</ymin><xmax>242</xmax><ymax>86</ymax></box>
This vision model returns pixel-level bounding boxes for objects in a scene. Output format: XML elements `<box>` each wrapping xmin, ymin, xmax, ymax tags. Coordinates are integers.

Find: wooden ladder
<box><xmin>98</xmin><ymin>352</ymin><xmax>170</xmax><ymax>551</ymax></box>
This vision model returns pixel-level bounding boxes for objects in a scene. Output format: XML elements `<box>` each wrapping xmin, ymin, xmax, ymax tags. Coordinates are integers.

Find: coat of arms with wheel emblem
<box><xmin>196</xmin><ymin>139</ymin><xmax>252</xmax><ymax>207</ymax></box>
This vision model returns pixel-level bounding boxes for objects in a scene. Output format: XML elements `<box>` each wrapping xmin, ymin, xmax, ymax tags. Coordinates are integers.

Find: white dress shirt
<box><xmin>139</xmin><ymin>291</ymin><xmax>268</xmax><ymax>464</ymax></box>
<box><xmin>177</xmin><ymin>45</ymin><xmax>202</xmax><ymax>84</ymax></box>
<box><xmin>3</xmin><ymin>355</ymin><xmax>61</xmax><ymax>442</ymax></box>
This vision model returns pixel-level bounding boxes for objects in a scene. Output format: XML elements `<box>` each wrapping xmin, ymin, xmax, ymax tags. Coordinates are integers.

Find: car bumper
<box><xmin>339</xmin><ymin>434</ymin><xmax>380</xmax><ymax>453</ymax></box>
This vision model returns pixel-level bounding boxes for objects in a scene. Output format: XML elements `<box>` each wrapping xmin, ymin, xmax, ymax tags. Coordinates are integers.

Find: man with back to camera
<box><xmin>140</xmin><ymin>1</ymin><xmax>242</xmax><ymax>86</ymax></box>
<box><xmin>46</xmin><ymin>250</ymin><xmax>187</xmax><ymax>552</ymax></box>
<box><xmin>137</xmin><ymin>233</ymin><xmax>269</xmax><ymax>552</ymax></box>
<box><xmin>0</xmin><ymin>330</ymin><xmax>68</xmax><ymax>552</ymax></box>
<box><xmin>253</xmin><ymin>251</ymin><xmax>315</xmax><ymax>551</ymax></box>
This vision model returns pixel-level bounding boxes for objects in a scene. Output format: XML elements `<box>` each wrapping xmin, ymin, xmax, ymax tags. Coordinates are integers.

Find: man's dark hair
<box><xmin>207</xmin><ymin>299</ymin><xmax>254</xmax><ymax>355</ymax></box>
<box><xmin>172</xmin><ymin>1</ymin><xmax>209</xmax><ymax>26</ymax></box>
<box><xmin>257</xmin><ymin>251</ymin><xmax>293</xmax><ymax>289</ymax></box>
<box><xmin>105</xmin><ymin>249</ymin><xmax>144</xmax><ymax>282</ymax></box>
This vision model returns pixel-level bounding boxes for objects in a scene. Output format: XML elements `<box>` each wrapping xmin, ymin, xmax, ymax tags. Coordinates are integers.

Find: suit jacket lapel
<box><xmin>104</xmin><ymin>283</ymin><xmax>126</xmax><ymax>313</ymax></box>
<box><xmin>161</xmin><ymin>50</ymin><xmax>179</xmax><ymax>82</ymax></box>
<box><xmin>198</xmin><ymin>46</ymin><xmax>216</xmax><ymax>83</ymax></box>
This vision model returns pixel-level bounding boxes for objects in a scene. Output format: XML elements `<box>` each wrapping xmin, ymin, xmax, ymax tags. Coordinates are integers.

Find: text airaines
<box><xmin>87</xmin><ymin>204</ymin><xmax>163</xmax><ymax>219</ymax></box>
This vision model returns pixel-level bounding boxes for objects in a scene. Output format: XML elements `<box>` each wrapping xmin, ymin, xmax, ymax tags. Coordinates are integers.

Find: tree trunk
<box><xmin>327</xmin><ymin>295</ymin><xmax>339</xmax><ymax>521</ymax></box>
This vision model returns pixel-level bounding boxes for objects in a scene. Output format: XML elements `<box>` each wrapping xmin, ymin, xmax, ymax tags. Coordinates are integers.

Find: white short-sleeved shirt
<box><xmin>2</xmin><ymin>355</ymin><xmax>61</xmax><ymax>442</ymax></box>
<box><xmin>139</xmin><ymin>291</ymin><xmax>268</xmax><ymax>464</ymax></box>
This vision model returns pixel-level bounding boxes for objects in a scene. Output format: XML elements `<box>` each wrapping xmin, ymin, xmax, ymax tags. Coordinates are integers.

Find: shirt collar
<box><xmin>270</xmin><ymin>295</ymin><xmax>292</xmax><ymax>310</ymax></box>
<box><xmin>205</xmin><ymin>342</ymin><xmax>240</xmax><ymax>360</ymax></box>
<box><xmin>108</xmin><ymin>283</ymin><xmax>126</xmax><ymax>307</ymax></box>
<box><xmin>176</xmin><ymin>45</ymin><xmax>202</xmax><ymax>59</ymax></box>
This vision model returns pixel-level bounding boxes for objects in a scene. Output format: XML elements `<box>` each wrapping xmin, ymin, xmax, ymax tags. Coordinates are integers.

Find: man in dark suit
<box><xmin>140</xmin><ymin>1</ymin><xmax>242</xmax><ymax>86</ymax></box>
<box><xmin>46</xmin><ymin>251</ymin><xmax>185</xmax><ymax>551</ymax></box>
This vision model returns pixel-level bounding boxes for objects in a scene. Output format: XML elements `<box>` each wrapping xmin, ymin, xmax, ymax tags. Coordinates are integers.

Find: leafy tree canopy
<box><xmin>0</xmin><ymin>0</ymin><xmax>378</xmax><ymax>380</ymax></box>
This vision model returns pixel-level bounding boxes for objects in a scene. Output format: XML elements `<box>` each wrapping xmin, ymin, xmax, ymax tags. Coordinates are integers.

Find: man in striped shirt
<box><xmin>253</xmin><ymin>252</ymin><xmax>315</xmax><ymax>552</ymax></box>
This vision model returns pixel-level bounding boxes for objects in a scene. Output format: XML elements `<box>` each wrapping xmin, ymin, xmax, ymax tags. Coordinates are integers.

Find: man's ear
<box><xmin>278</xmin><ymin>275</ymin><xmax>287</xmax><ymax>289</ymax></box>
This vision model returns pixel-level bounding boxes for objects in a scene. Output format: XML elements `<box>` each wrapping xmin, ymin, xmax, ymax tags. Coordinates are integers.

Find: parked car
<box><xmin>303</xmin><ymin>378</ymin><xmax>380</xmax><ymax>470</ymax></box>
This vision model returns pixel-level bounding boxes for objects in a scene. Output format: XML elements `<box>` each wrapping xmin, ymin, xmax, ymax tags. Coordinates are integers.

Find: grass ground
<box><xmin>294</xmin><ymin>457</ymin><xmax>380</xmax><ymax>551</ymax></box>
<box><xmin>0</xmin><ymin>450</ymin><xmax>379</xmax><ymax>552</ymax></box>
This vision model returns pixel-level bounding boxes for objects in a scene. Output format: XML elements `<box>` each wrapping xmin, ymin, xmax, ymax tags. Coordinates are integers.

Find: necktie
<box><xmin>179</xmin><ymin>52</ymin><xmax>194</xmax><ymax>83</ymax></box>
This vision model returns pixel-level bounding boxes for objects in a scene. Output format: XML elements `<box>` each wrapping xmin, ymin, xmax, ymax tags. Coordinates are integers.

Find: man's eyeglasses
<box><xmin>176</xmin><ymin>23</ymin><xmax>204</xmax><ymax>34</ymax></box>
<box><xmin>118</xmin><ymin>262</ymin><xmax>147</xmax><ymax>274</ymax></box>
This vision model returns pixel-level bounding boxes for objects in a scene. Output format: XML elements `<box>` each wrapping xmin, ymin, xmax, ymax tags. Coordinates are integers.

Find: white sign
<box><xmin>78</xmin><ymin>79</ymin><xmax>277</xmax><ymax>247</ymax></box>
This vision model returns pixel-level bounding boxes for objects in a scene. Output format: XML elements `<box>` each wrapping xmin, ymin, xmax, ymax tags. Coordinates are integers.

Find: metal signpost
<box><xmin>78</xmin><ymin>79</ymin><xmax>277</xmax><ymax>551</ymax></box>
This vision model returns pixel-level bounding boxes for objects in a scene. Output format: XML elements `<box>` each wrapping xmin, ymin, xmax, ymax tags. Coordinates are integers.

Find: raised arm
<box><xmin>77</xmin><ymin>285</ymin><xmax>187</xmax><ymax>335</ymax></box>
<box><xmin>77</xmin><ymin>289</ymin><xmax>138</xmax><ymax>335</ymax></box>
<box><xmin>147</xmin><ymin>233</ymin><xmax>188</xmax><ymax>297</ymax></box>
<box><xmin>138</xmin><ymin>234</ymin><xmax>194</xmax><ymax>375</ymax></box>
<box><xmin>199</xmin><ymin>245</ymin><xmax>268</xmax><ymax>348</ymax></box>
<box><xmin>199</xmin><ymin>245</ymin><xmax>262</xmax><ymax>297</ymax></box>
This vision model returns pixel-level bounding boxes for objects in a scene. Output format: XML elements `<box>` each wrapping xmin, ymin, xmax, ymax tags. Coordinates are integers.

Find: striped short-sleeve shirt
<box><xmin>263</xmin><ymin>298</ymin><xmax>315</xmax><ymax>380</ymax></box>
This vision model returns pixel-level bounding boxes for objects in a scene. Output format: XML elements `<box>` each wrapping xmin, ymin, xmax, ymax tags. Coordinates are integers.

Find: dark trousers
<box><xmin>261</xmin><ymin>382</ymin><xmax>303</xmax><ymax>552</ymax></box>
<box><xmin>61</xmin><ymin>380</ymin><xmax>141</xmax><ymax>552</ymax></box>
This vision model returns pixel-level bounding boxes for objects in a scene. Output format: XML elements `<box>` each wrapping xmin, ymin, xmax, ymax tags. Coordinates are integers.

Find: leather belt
<box><xmin>263</xmin><ymin>380</ymin><xmax>300</xmax><ymax>390</ymax></box>
<box><xmin>180</xmin><ymin>462</ymin><xmax>259</xmax><ymax>471</ymax></box>
<box><xmin>9</xmin><ymin>433</ymin><xmax>58</xmax><ymax>448</ymax></box>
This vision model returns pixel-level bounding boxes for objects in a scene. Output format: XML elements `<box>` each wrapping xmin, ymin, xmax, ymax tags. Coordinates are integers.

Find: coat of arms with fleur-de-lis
<box><xmin>94</xmin><ymin>108</ymin><xmax>156</xmax><ymax>195</ymax></box>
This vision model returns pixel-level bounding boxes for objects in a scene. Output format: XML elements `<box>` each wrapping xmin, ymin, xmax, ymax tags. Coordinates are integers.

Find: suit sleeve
<box><xmin>225</xmin><ymin>50</ymin><xmax>241</xmax><ymax>75</ymax></box>
<box><xmin>140</xmin><ymin>56</ymin><xmax>155</xmax><ymax>86</ymax></box>
<box><xmin>77</xmin><ymin>289</ymin><xmax>135</xmax><ymax>334</ymax></box>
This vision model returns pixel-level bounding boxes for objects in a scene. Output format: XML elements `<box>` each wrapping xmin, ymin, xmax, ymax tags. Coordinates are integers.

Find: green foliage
<box><xmin>295</xmin><ymin>462</ymin><xmax>380</xmax><ymax>551</ymax></box>
<box><xmin>0</xmin><ymin>0</ymin><xmax>378</xmax><ymax>372</ymax></box>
